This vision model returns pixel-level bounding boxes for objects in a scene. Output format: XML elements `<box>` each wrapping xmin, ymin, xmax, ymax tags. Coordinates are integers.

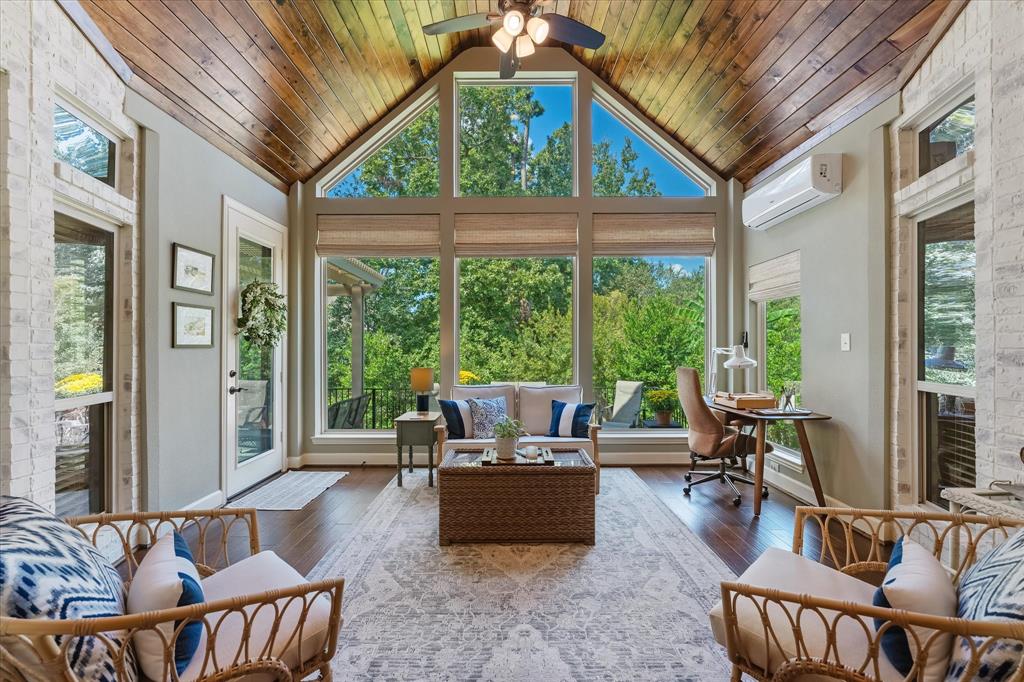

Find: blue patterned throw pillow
<box><xmin>439</xmin><ymin>399</ymin><xmax>473</xmax><ymax>439</ymax></box>
<box><xmin>946</xmin><ymin>527</ymin><xmax>1024</xmax><ymax>681</ymax></box>
<box><xmin>467</xmin><ymin>397</ymin><xmax>507</xmax><ymax>438</ymax></box>
<box><xmin>548</xmin><ymin>400</ymin><xmax>595</xmax><ymax>438</ymax></box>
<box><xmin>0</xmin><ymin>495</ymin><xmax>137</xmax><ymax>681</ymax></box>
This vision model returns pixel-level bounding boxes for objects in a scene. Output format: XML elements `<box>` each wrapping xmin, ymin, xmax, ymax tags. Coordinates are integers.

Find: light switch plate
<box><xmin>840</xmin><ymin>332</ymin><xmax>851</xmax><ymax>352</ymax></box>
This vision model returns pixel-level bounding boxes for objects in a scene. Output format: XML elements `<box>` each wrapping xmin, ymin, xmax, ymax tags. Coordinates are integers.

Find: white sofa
<box><xmin>434</xmin><ymin>383</ymin><xmax>601</xmax><ymax>491</ymax></box>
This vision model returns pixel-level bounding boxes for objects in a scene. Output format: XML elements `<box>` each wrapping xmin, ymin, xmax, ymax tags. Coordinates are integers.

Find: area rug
<box><xmin>226</xmin><ymin>470</ymin><xmax>347</xmax><ymax>510</ymax></box>
<box><xmin>308</xmin><ymin>468</ymin><xmax>734</xmax><ymax>681</ymax></box>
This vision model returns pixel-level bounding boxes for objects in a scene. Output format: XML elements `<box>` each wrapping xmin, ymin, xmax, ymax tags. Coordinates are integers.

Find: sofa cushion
<box><xmin>0</xmin><ymin>495</ymin><xmax>137</xmax><ymax>682</ymax></box>
<box><xmin>127</xmin><ymin>532</ymin><xmax>205</xmax><ymax>679</ymax></box>
<box><xmin>548</xmin><ymin>400</ymin><xmax>595</xmax><ymax>438</ymax></box>
<box><xmin>467</xmin><ymin>397</ymin><xmax>508</xmax><ymax>438</ymax></box>
<box><xmin>451</xmin><ymin>384</ymin><xmax>517</xmax><ymax>419</ymax></box>
<box><xmin>709</xmin><ymin>547</ymin><xmax>902</xmax><ymax>681</ymax></box>
<box><xmin>439</xmin><ymin>399</ymin><xmax>473</xmax><ymax>439</ymax></box>
<box><xmin>444</xmin><ymin>435</ymin><xmax>594</xmax><ymax>457</ymax></box>
<box><xmin>946</xmin><ymin>527</ymin><xmax>1024</xmax><ymax>682</ymax></box>
<box><xmin>518</xmin><ymin>385</ymin><xmax>581</xmax><ymax>435</ymax></box>
<box><xmin>871</xmin><ymin>537</ymin><xmax>955</xmax><ymax>681</ymax></box>
<box><xmin>182</xmin><ymin>551</ymin><xmax>332</xmax><ymax>682</ymax></box>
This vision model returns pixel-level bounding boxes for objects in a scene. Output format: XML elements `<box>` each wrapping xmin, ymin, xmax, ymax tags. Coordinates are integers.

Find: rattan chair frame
<box><xmin>720</xmin><ymin>506</ymin><xmax>1024</xmax><ymax>682</ymax></box>
<box><xmin>0</xmin><ymin>508</ymin><xmax>343</xmax><ymax>681</ymax></box>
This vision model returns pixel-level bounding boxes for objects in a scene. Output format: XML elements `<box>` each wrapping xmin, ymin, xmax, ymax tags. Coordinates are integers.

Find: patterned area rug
<box><xmin>226</xmin><ymin>470</ymin><xmax>347</xmax><ymax>510</ymax></box>
<box><xmin>308</xmin><ymin>468</ymin><xmax>734</xmax><ymax>681</ymax></box>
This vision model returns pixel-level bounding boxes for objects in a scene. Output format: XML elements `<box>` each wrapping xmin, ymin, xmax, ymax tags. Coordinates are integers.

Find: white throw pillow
<box><xmin>126</xmin><ymin>532</ymin><xmax>206</xmax><ymax>680</ymax></box>
<box><xmin>873</xmin><ymin>536</ymin><xmax>957</xmax><ymax>681</ymax></box>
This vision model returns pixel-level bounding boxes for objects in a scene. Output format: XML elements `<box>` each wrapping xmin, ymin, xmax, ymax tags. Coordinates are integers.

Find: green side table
<box><xmin>394</xmin><ymin>411</ymin><xmax>442</xmax><ymax>487</ymax></box>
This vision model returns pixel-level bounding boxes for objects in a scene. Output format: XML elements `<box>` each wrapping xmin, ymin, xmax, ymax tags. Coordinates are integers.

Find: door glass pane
<box><xmin>459</xmin><ymin>257</ymin><xmax>573</xmax><ymax>384</ymax></box>
<box><xmin>919</xmin><ymin>203</ymin><xmax>975</xmax><ymax>385</ymax></box>
<box><xmin>55</xmin><ymin>404</ymin><xmax>106</xmax><ymax>516</ymax></box>
<box><xmin>55</xmin><ymin>218</ymin><xmax>112</xmax><ymax>396</ymax></box>
<box><xmin>923</xmin><ymin>392</ymin><xmax>976</xmax><ymax>507</ymax></box>
<box><xmin>592</xmin><ymin>256</ymin><xmax>706</xmax><ymax>428</ymax></box>
<box><xmin>237</xmin><ymin>238</ymin><xmax>274</xmax><ymax>463</ymax></box>
<box><xmin>764</xmin><ymin>296</ymin><xmax>802</xmax><ymax>450</ymax></box>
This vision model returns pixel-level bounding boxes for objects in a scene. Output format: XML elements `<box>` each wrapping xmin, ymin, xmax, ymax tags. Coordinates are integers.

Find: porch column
<box><xmin>350</xmin><ymin>285</ymin><xmax>365</xmax><ymax>397</ymax></box>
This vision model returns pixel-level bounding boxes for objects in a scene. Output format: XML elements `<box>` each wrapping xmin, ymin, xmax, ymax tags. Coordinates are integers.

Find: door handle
<box><xmin>228</xmin><ymin>386</ymin><xmax>247</xmax><ymax>395</ymax></box>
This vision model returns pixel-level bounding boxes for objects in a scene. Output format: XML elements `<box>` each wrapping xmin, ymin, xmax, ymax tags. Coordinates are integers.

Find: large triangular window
<box><xmin>325</xmin><ymin>101</ymin><xmax>439</xmax><ymax>198</ymax></box>
<box><xmin>591</xmin><ymin>99</ymin><xmax>706</xmax><ymax>197</ymax></box>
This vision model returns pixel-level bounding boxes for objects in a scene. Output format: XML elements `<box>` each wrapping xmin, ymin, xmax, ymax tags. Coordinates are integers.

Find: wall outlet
<box><xmin>840</xmin><ymin>332</ymin><xmax>851</xmax><ymax>352</ymax></box>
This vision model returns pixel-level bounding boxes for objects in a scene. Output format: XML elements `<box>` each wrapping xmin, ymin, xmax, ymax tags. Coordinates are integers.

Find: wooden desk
<box><xmin>706</xmin><ymin>401</ymin><xmax>832</xmax><ymax>516</ymax></box>
<box><xmin>394</xmin><ymin>411</ymin><xmax>442</xmax><ymax>487</ymax></box>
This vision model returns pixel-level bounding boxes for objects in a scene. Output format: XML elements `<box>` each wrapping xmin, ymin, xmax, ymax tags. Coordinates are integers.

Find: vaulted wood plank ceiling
<box><xmin>82</xmin><ymin>0</ymin><xmax>955</xmax><ymax>191</ymax></box>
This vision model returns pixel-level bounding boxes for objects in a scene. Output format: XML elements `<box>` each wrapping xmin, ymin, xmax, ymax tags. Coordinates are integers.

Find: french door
<box><xmin>222</xmin><ymin>197</ymin><xmax>287</xmax><ymax>497</ymax></box>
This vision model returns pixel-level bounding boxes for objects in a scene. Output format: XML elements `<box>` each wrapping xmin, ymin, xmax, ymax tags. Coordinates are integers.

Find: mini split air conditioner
<box><xmin>742</xmin><ymin>154</ymin><xmax>843</xmax><ymax>231</ymax></box>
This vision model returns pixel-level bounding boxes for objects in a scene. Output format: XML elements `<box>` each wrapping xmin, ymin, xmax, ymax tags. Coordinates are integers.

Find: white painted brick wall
<box><xmin>0</xmin><ymin>0</ymin><xmax>140</xmax><ymax>512</ymax></box>
<box><xmin>889</xmin><ymin>0</ymin><xmax>1024</xmax><ymax>507</ymax></box>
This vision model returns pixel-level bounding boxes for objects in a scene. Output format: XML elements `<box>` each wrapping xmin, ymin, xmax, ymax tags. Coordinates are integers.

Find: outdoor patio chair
<box><xmin>602</xmin><ymin>380</ymin><xmax>644</xmax><ymax>429</ymax></box>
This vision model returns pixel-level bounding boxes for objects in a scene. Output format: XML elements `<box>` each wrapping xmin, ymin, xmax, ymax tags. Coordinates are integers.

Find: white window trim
<box><xmin>754</xmin><ymin>290</ymin><xmax>804</xmax><ymax>473</ymax></box>
<box><xmin>904</xmin><ymin>76</ymin><xmax>974</xmax><ymax>186</ymax></box>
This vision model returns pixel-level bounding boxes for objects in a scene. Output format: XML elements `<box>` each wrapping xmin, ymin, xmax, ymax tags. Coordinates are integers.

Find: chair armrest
<box><xmin>792</xmin><ymin>506</ymin><xmax>1024</xmax><ymax>579</ymax></box>
<box><xmin>64</xmin><ymin>508</ymin><xmax>261</xmax><ymax>579</ymax></box>
<box><xmin>434</xmin><ymin>423</ymin><xmax>447</xmax><ymax>466</ymax></box>
<box><xmin>718</xmin><ymin>580</ymin><xmax>1023</xmax><ymax>682</ymax></box>
<box><xmin>0</xmin><ymin>576</ymin><xmax>345</xmax><ymax>682</ymax></box>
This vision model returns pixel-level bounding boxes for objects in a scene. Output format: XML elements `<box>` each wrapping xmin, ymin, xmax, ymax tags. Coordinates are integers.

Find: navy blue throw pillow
<box><xmin>439</xmin><ymin>399</ymin><xmax>473</xmax><ymax>439</ymax></box>
<box><xmin>548</xmin><ymin>400</ymin><xmax>595</xmax><ymax>438</ymax></box>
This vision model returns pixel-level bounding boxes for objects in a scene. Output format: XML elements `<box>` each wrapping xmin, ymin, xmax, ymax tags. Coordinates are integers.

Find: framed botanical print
<box><xmin>172</xmin><ymin>243</ymin><xmax>215</xmax><ymax>294</ymax></box>
<box><xmin>172</xmin><ymin>303</ymin><xmax>214</xmax><ymax>348</ymax></box>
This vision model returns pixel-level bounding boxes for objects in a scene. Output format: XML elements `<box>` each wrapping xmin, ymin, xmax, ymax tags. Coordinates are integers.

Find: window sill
<box><xmin>311</xmin><ymin>429</ymin><xmax>690</xmax><ymax>447</ymax></box>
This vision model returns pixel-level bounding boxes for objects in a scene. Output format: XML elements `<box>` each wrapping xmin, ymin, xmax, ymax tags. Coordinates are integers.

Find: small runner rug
<box><xmin>226</xmin><ymin>470</ymin><xmax>347</xmax><ymax>510</ymax></box>
<box><xmin>308</xmin><ymin>468</ymin><xmax>734</xmax><ymax>681</ymax></box>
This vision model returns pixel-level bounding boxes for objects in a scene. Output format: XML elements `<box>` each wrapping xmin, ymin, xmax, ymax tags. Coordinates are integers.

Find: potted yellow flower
<box><xmin>646</xmin><ymin>389</ymin><xmax>677</xmax><ymax>427</ymax></box>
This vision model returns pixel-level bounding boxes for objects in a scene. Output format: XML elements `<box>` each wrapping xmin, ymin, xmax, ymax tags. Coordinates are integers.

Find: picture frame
<box><xmin>172</xmin><ymin>242</ymin><xmax>215</xmax><ymax>294</ymax></box>
<box><xmin>172</xmin><ymin>303</ymin><xmax>214</xmax><ymax>348</ymax></box>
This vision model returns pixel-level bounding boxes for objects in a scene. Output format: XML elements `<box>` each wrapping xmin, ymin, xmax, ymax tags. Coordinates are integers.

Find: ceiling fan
<box><xmin>422</xmin><ymin>0</ymin><xmax>606</xmax><ymax>79</ymax></box>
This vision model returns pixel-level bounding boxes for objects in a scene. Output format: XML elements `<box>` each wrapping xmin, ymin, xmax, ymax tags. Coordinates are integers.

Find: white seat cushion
<box><xmin>709</xmin><ymin>548</ymin><xmax>902</xmax><ymax>682</ymax></box>
<box><xmin>451</xmin><ymin>384</ymin><xmax>517</xmax><ymax>419</ymax></box>
<box><xmin>517</xmin><ymin>385</ymin><xmax>582</xmax><ymax>435</ymax></box>
<box><xmin>444</xmin><ymin>435</ymin><xmax>593</xmax><ymax>456</ymax></box>
<box><xmin>176</xmin><ymin>551</ymin><xmax>333</xmax><ymax>682</ymax></box>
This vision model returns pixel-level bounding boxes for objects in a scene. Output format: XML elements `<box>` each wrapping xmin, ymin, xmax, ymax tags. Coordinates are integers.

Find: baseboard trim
<box><xmin>291</xmin><ymin>450</ymin><xmax>692</xmax><ymax>468</ymax></box>
<box><xmin>183</xmin><ymin>489</ymin><xmax>226</xmax><ymax>510</ymax></box>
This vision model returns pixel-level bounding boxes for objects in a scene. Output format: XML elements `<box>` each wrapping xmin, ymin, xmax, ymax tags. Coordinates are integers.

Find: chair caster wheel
<box><xmin>762</xmin><ymin>487</ymin><xmax>769</xmax><ymax>498</ymax></box>
<box><xmin>683</xmin><ymin>486</ymin><xmax>691</xmax><ymax>496</ymax></box>
<box><xmin>733</xmin><ymin>497</ymin><xmax>742</xmax><ymax>507</ymax></box>
<box><xmin>684</xmin><ymin>473</ymin><xmax>692</xmax><ymax>482</ymax></box>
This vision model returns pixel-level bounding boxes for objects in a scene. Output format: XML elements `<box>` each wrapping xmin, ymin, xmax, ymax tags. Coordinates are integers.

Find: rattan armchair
<box><xmin>716</xmin><ymin>506</ymin><xmax>1024</xmax><ymax>681</ymax></box>
<box><xmin>0</xmin><ymin>508</ymin><xmax>344</xmax><ymax>681</ymax></box>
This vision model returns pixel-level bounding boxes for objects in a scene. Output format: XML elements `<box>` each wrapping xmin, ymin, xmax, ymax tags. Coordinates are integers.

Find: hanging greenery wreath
<box><xmin>237</xmin><ymin>280</ymin><xmax>287</xmax><ymax>348</ymax></box>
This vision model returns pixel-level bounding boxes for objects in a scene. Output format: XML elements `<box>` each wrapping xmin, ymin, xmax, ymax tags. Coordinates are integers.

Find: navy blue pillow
<box><xmin>439</xmin><ymin>399</ymin><xmax>472</xmax><ymax>439</ymax></box>
<box><xmin>873</xmin><ymin>538</ymin><xmax>913</xmax><ymax>676</ymax></box>
<box><xmin>548</xmin><ymin>400</ymin><xmax>595</xmax><ymax>438</ymax></box>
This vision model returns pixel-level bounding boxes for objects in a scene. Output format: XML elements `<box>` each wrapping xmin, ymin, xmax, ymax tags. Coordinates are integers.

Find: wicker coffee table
<box><xmin>438</xmin><ymin>449</ymin><xmax>596</xmax><ymax>546</ymax></box>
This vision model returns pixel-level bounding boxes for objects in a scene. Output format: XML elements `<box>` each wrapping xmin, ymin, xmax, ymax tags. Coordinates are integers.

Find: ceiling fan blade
<box><xmin>540</xmin><ymin>13</ymin><xmax>605</xmax><ymax>49</ymax></box>
<box><xmin>422</xmin><ymin>12</ymin><xmax>496</xmax><ymax>35</ymax></box>
<box><xmin>499</xmin><ymin>47</ymin><xmax>519</xmax><ymax>79</ymax></box>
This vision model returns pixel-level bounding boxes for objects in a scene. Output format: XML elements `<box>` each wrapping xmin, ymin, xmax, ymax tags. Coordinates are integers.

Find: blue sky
<box><xmin>531</xmin><ymin>86</ymin><xmax>704</xmax><ymax>197</ymax></box>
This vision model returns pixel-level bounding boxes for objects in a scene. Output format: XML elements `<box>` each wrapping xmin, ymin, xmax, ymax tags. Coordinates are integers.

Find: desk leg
<box><xmin>397</xmin><ymin>443</ymin><xmax>403</xmax><ymax>487</ymax></box>
<box><xmin>795</xmin><ymin>421</ymin><xmax>826</xmax><ymax>506</ymax></box>
<box><xmin>428</xmin><ymin>443</ymin><xmax>434</xmax><ymax>487</ymax></box>
<box><xmin>753</xmin><ymin>421</ymin><xmax>766</xmax><ymax>516</ymax></box>
<box><xmin>408</xmin><ymin>445</ymin><xmax>414</xmax><ymax>473</ymax></box>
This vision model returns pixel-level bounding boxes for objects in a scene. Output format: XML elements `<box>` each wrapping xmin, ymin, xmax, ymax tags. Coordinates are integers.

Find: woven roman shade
<box><xmin>454</xmin><ymin>213</ymin><xmax>577</xmax><ymax>256</ymax></box>
<box><xmin>591</xmin><ymin>213</ymin><xmax>715</xmax><ymax>256</ymax></box>
<box><xmin>748</xmin><ymin>250</ymin><xmax>800</xmax><ymax>301</ymax></box>
<box><xmin>316</xmin><ymin>214</ymin><xmax>440</xmax><ymax>256</ymax></box>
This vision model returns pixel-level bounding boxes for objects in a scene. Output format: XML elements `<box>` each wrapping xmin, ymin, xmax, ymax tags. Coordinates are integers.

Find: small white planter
<box><xmin>495</xmin><ymin>436</ymin><xmax>518</xmax><ymax>461</ymax></box>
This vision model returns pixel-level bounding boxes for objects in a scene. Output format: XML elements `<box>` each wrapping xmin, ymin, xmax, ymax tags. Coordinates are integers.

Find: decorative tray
<box><xmin>480</xmin><ymin>448</ymin><xmax>555</xmax><ymax>465</ymax></box>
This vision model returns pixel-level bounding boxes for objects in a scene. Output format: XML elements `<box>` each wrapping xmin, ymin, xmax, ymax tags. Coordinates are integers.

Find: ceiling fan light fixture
<box><xmin>502</xmin><ymin>9</ymin><xmax>525</xmax><ymax>36</ymax></box>
<box><xmin>526</xmin><ymin>16</ymin><xmax>548</xmax><ymax>43</ymax></box>
<box><xmin>492</xmin><ymin>27</ymin><xmax>515</xmax><ymax>53</ymax></box>
<box><xmin>515</xmin><ymin>34</ymin><xmax>535</xmax><ymax>58</ymax></box>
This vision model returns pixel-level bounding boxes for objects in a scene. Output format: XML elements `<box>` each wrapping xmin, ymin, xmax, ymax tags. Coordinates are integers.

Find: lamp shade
<box><xmin>502</xmin><ymin>9</ymin><xmax>525</xmax><ymax>35</ymax></box>
<box><xmin>527</xmin><ymin>16</ymin><xmax>548</xmax><ymax>43</ymax></box>
<box><xmin>515</xmin><ymin>35</ymin><xmax>535</xmax><ymax>58</ymax></box>
<box><xmin>491</xmin><ymin>27</ymin><xmax>514</xmax><ymax>53</ymax></box>
<box><xmin>722</xmin><ymin>345</ymin><xmax>757</xmax><ymax>369</ymax></box>
<box><xmin>409</xmin><ymin>367</ymin><xmax>434</xmax><ymax>393</ymax></box>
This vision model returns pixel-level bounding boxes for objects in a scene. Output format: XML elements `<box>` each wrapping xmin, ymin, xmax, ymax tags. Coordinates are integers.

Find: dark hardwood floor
<box><xmin>229</xmin><ymin>465</ymin><xmax>831</xmax><ymax>576</ymax></box>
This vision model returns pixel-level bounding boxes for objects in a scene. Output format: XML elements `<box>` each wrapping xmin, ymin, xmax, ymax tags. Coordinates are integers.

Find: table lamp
<box><xmin>708</xmin><ymin>335</ymin><xmax>758</xmax><ymax>398</ymax></box>
<box><xmin>410</xmin><ymin>367</ymin><xmax>434</xmax><ymax>414</ymax></box>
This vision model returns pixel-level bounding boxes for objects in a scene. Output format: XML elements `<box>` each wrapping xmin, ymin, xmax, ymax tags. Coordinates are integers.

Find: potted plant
<box><xmin>493</xmin><ymin>416</ymin><xmax>525</xmax><ymax>461</ymax></box>
<box><xmin>646</xmin><ymin>389</ymin><xmax>677</xmax><ymax>427</ymax></box>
